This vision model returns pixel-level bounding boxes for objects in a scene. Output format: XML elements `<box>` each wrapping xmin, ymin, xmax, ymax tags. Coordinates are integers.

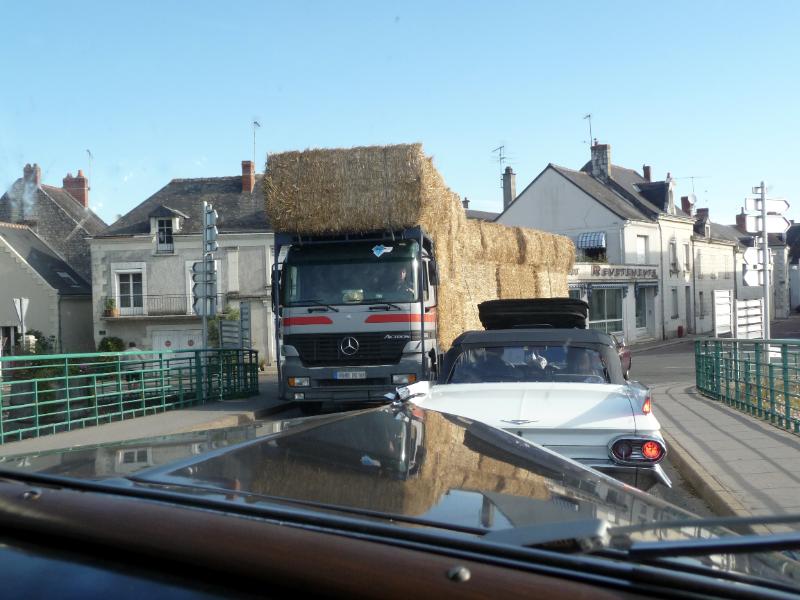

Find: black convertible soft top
<box><xmin>440</xmin><ymin>328</ymin><xmax>624</xmax><ymax>384</ymax></box>
<box><xmin>450</xmin><ymin>328</ymin><xmax>615</xmax><ymax>347</ymax></box>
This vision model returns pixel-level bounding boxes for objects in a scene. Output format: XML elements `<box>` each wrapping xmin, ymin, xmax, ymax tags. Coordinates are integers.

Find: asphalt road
<box><xmin>629</xmin><ymin>340</ymin><xmax>717</xmax><ymax>517</ymax></box>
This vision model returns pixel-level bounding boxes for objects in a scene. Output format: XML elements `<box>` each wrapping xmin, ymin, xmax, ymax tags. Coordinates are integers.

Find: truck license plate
<box><xmin>334</xmin><ymin>371</ymin><xmax>367</xmax><ymax>380</ymax></box>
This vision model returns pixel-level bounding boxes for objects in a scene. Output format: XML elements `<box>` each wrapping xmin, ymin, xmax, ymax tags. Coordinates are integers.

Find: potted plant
<box><xmin>104</xmin><ymin>298</ymin><xmax>120</xmax><ymax>317</ymax></box>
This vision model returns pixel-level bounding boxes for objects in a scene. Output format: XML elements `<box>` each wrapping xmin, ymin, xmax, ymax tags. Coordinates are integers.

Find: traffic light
<box><xmin>192</xmin><ymin>259</ymin><xmax>217</xmax><ymax>316</ymax></box>
<box><xmin>204</xmin><ymin>204</ymin><xmax>218</xmax><ymax>254</ymax></box>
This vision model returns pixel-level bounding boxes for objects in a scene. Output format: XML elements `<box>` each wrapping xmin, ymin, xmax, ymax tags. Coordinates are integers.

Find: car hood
<box><xmin>0</xmin><ymin>404</ymin><xmax>680</xmax><ymax>534</ymax></box>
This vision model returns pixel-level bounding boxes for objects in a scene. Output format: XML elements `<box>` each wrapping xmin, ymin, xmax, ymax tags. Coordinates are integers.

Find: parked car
<box><xmin>0</xmin><ymin>404</ymin><xmax>798</xmax><ymax>597</ymax></box>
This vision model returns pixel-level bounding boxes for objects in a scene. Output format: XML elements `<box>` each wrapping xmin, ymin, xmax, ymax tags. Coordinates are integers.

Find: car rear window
<box><xmin>448</xmin><ymin>344</ymin><xmax>609</xmax><ymax>384</ymax></box>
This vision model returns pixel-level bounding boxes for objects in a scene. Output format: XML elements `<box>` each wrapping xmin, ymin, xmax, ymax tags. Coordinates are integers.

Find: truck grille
<box><xmin>284</xmin><ymin>332</ymin><xmax>414</xmax><ymax>367</ymax></box>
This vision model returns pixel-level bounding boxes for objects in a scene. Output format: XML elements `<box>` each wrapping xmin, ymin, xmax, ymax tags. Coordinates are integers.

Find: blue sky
<box><xmin>2</xmin><ymin>1</ymin><xmax>799</xmax><ymax>226</ymax></box>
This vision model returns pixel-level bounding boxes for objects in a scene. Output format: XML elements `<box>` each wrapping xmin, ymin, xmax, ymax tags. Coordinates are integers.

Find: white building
<box><xmin>496</xmin><ymin>143</ymin><xmax>739</xmax><ymax>342</ymax></box>
<box><xmin>0</xmin><ymin>222</ymin><xmax>94</xmax><ymax>354</ymax></box>
<box><xmin>90</xmin><ymin>161</ymin><xmax>275</xmax><ymax>363</ymax></box>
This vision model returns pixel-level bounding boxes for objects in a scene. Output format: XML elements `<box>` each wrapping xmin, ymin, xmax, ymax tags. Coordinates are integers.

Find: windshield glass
<box><xmin>449</xmin><ymin>344</ymin><xmax>609</xmax><ymax>384</ymax></box>
<box><xmin>282</xmin><ymin>241</ymin><xmax>420</xmax><ymax>305</ymax></box>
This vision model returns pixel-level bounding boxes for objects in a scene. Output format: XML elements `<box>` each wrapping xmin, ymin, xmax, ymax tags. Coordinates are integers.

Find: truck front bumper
<box><xmin>280</xmin><ymin>356</ymin><xmax>424</xmax><ymax>404</ymax></box>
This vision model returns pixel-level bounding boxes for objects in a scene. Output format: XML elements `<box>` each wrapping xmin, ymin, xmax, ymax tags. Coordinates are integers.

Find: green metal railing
<box><xmin>696</xmin><ymin>339</ymin><xmax>800</xmax><ymax>434</ymax></box>
<box><xmin>0</xmin><ymin>348</ymin><xmax>259</xmax><ymax>444</ymax></box>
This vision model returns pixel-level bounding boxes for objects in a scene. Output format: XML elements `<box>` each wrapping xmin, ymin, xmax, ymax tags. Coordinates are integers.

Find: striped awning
<box><xmin>576</xmin><ymin>231</ymin><xmax>607</xmax><ymax>249</ymax></box>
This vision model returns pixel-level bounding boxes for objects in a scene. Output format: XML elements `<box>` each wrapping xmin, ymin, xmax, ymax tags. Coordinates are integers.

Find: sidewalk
<box><xmin>0</xmin><ymin>373</ymin><xmax>292</xmax><ymax>457</ymax></box>
<box><xmin>654</xmin><ymin>380</ymin><xmax>800</xmax><ymax>534</ymax></box>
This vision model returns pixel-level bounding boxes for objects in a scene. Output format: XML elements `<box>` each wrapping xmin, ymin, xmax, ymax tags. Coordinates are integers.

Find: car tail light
<box><xmin>642</xmin><ymin>396</ymin><xmax>652</xmax><ymax>415</ymax></box>
<box><xmin>610</xmin><ymin>437</ymin><xmax>665</xmax><ymax>464</ymax></box>
<box><xmin>642</xmin><ymin>440</ymin><xmax>663</xmax><ymax>460</ymax></box>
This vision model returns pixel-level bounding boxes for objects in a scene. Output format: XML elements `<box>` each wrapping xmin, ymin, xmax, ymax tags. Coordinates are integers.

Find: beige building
<box><xmin>0</xmin><ymin>222</ymin><xmax>94</xmax><ymax>354</ymax></box>
<box><xmin>90</xmin><ymin>161</ymin><xmax>275</xmax><ymax>363</ymax></box>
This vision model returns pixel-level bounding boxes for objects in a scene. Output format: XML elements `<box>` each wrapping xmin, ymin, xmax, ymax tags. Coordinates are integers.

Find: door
<box><xmin>685</xmin><ymin>286</ymin><xmax>692</xmax><ymax>333</ymax></box>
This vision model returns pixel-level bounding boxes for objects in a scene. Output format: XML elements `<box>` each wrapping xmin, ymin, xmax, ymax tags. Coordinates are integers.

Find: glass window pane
<box><xmin>607</xmin><ymin>290</ymin><xmax>622</xmax><ymax>320</ymax></box>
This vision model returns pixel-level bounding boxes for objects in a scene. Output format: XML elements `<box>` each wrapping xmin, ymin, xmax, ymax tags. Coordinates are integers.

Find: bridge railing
<box><xmin>0</xmin><ymin>348</ymin><xmax>259</xmax><ymax>444</ymax></box>
<box><xmin>695</xmin><ymin>338</ymin><xmax>800</xmax><ymax>434</ymax></box>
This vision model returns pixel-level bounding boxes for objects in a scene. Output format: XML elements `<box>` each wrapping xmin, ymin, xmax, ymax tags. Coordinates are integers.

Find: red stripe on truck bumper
<box><xmin>364</xmin><ymin>312</ymin><xmax>436</xmax><ymax>324</ymax></box>
<box><xmin>283</xmin><ymin>316</ymin><xmax>333</xmax><ymax>326</ymax></box>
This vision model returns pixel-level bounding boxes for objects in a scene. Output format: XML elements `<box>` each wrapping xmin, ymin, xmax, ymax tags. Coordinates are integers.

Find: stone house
<box><xmin>0</xmin><ymin>222</ymin><xmax>94</xmax><ymax>354</ymax></box>
<box><xmin>90</xmin><ymin>161</ymin><xmax>275</xmax><ymax>363</ymax></box>
<box><xmin>0</xmin><ymin>164</ymin><xmax>107</xmax><ymax>281</ymax></box>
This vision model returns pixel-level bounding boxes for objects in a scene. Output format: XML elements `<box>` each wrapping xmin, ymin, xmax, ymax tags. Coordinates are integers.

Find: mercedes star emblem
<box><xmin>339</xmin><ymin>336</ymin><xmax>360</xmax><ymax>356</ymax></box>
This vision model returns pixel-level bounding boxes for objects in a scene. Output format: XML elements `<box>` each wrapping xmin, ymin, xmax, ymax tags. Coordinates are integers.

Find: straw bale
<box><xmin>265</xmin><ymin>144</ymin><xmax>450</xmax><ymax>235</ymax></box>
<box><xmin>435</xmin><ymin>278</ymin><xmax>466</xmax><ymax>351</ymax></box>
<box><xmin>497</xmin><ymin>264</ymin><xmax>538</xmax><ymax>299</ymax></box>
<box><xmin>459</xmin><ymin>219</ymin><xmax>484</xmax><ymax>261</ymax></box>
<box><xmin>479</xmin><ymin>222</ymin><xmax>523</xmax><ymax>264</ymax></box>
<box><xmin>515</xmin><ymin>228</ymin><xmax>575</xmax><ymax>272</ymax></box>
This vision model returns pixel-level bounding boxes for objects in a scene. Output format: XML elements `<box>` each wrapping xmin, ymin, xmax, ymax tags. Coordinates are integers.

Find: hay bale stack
<box><xmin>497</xmin><ymin>264</ymin><xmax>538</xmax><ymax>299</ymax></box>
<box><xmin>479</xmin><ymin>222</ymin><xmax>522</xmax><ymax>264</ymax></box>
<box><xmin>264</xmin><ymin>143</ymin><xmax>575</xmax><ymax>350</ymax></box>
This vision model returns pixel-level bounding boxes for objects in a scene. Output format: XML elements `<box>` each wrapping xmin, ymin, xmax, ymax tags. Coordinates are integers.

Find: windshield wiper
<box><xmin>363</xmin><ymin>299</ymin><xmax>403</xmax><ymax>311</ymax></box>
<box><xmin>290</xmin><ymin>299</ymin><xmax>339</xmax><ymax>312</ymax></box>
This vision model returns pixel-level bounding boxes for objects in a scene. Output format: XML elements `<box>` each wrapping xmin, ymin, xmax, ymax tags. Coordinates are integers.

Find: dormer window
<box><xmin>156</xmin><ymin>218</ymin><xmax>174</xmax><ymax>254</ymax></box>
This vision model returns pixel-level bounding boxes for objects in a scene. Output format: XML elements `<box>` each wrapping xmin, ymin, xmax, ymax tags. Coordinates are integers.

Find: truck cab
<box><xmin>273</xmin><ymin>228</ymin><xmax>438</xmax><ymax>410</ymax></box>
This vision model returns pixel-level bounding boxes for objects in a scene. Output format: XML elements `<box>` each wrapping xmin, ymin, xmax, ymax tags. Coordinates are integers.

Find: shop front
<box><xmin>568</xmin><ymin>263</ymin><xmax>660</xmax><ymax>344</ymax></box>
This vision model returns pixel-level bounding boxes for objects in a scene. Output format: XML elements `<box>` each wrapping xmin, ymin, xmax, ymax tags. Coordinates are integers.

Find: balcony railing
<box><xmin>102</xmin><ymin>295</ymin><xmax>224</xmax><ymax>317</ymax></box>
<box><xmin>156</xmin><ymin>242</ymin><xmax>175</xmax><ymax>254</ymax></box>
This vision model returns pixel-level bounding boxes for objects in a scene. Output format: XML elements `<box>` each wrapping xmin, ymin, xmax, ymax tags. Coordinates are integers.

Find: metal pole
<box><xmin>202</xmin><ymin>200</ymin><xmax>208</xmax><ymax>351</ymax></box>
<box><xmin>761</xmin><ymin>181</ymin><xmax>771</xmax><ymax>341</ymax></box>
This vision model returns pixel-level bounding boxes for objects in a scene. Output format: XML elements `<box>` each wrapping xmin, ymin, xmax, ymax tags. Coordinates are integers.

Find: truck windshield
<box><xmin>282</xmin><ymin>240</ymin><xmax>420</xmax><ymax>306</ymax></box>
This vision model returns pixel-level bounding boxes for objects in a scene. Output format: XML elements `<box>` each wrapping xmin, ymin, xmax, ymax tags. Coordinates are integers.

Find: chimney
<box><xmin>590</xmin><ymin>143</ymin><xmax>611</xmax><ymax>180</ymax></box>
<box><xmin>502</xmin><ymin>166</ymin><xmax>516</xmax><ymax>209</ymax></box>
<box><xmin>643</xmin><ymin>165</ymin><xmax>651</xmax><ymax>182</ymax></box>
<box><xmin>695</xmin><ymin>208</ymin><xmax>709</xmax><ymax>221</ymax></box>
<box><xmin>736</xmin><ymin>210</ymin><xmax>747</xmax><ymax>233</ymax></box>
<box><xmin>681</xmin><ymin>196</ymin><xmax>693</xmax><ymax>215</ymax></box>
<box><xmin>241</xmin><ymin>160</ymin><xmax>255</xmax><ymax>193</ymax></box>
<box><xmin>23</xmin><ymin>163</ymin><xmax>41</xmax><ymax>187</ymax></box>
<box><xmin>462</xmin><ymin>196</ymin><xmax>470</xmax><ymax>209</ymax></box>
<box><xmin>63</xmin><ymin>170</ymin><xmax>89</xmax><ymax>208</ymax></box>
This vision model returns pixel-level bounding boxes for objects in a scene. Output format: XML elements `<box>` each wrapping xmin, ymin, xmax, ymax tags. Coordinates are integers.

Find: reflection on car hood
<box><xmin>0</xmin><ymin>404</ymin><xmax>688</xmax><ymax>534</ymax></box>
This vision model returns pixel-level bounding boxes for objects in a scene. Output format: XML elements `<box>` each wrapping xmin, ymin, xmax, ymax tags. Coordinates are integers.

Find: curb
<box><xmin>173</xmin><ymin>402</ymin><xmax>295</xmax><ymax>434</ymax></box>
<box><xmin>662</xmin><ymin>430</ymin><xmax>758</xmax><ymax>534</ymax></box>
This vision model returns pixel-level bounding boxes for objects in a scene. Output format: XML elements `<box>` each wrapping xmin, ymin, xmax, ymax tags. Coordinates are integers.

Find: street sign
<box><xmin>742</xmin><ymin>246</ymin><xmax>773</xmax><ymax>266</ymax></box>
<box><xmin>743</xmin><ymin>266</ymin><xmax>763</xmax><ymax>287</ymax></box>
<box><xmin>745</xmin><ymin>197</ymin><xmax>790</xmax><ymax>214</ymax></box>
<box><xmin>744</xmin><ymin>214</ymin><xmax>791</xmax><ymax>235</ymax></box>
<box><xmin>12</xmin><ymin>298</ymin><xmax>29</xmax><ymax>328</ymax></box>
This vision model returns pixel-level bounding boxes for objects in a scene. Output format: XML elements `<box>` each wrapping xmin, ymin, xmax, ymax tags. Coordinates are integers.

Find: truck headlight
<box><xmin>392</xmin><ymin>374</ymin><xmax>417</xmax><ymax>385</ymax></box>
<box><xmin>289</xmin><ymin>377</ymin><xmax>310</xmax><ymax>387</ymax></box>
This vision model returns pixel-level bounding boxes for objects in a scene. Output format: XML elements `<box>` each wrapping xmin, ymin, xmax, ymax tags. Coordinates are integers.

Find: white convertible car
<box><xmin>405</xmin><ymin>324</ymin><xmax>670</xmax><ymax>490</ymax></box>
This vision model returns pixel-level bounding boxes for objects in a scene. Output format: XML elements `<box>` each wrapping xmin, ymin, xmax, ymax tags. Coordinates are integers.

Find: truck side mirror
<box><xmin>429</xmin><ymin>259</ymin><xmax>439</xmax><ymax>286</ymax></box>
<box><xmin>271</xmin><ymin>265</ymin><xmax>280</xmax><ymax>313</ymax></box>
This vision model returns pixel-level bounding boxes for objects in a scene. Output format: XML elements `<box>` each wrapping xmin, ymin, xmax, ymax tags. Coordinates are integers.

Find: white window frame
<box><xmin>155</xmin><ymin>218</ymin><xmax>175</xmax><ymax>254</ymax></box>
<box><xmin>669</xmin><ymin>240</ymin><xmax>678</xmax><ymax>269</ymax></box>
<box><xmin>684</xmin><ymin>243</ymin><xmax>691</xmax><ymax>271</ymax></box>
<box><xmin>112</xmin><ymin>262</ymin><xmax>147</xmax><ymax>316</ymax></box>
<box><xmin>636</xmin><ymin>235</ymin><xmax>649</xmax><ymax>265</ymax></box>
<box><xmin>671</xmin><ymin>287</ymin><xmax>679</xmax><ymax>319</ymax></box>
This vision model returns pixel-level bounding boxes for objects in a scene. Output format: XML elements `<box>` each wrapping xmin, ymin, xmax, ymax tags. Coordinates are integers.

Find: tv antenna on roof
<box><xmin>673</xmin><ymin>175</ymin><xmax>710</xmax><ymax>194</ymax></box>
<box><xmin>583</xmin><ymin>114</ymin><xmax>593</xmax><ymax>146</ymax></box>
<box><xmin>252</xmin><ymin>120</ymin><xmax>261</xmax><ymax>167</ymax></box>
<box><xmin>492</xmin><ymin>145</ymin><xmax>508</xmax><ymax>168</ymax></box>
